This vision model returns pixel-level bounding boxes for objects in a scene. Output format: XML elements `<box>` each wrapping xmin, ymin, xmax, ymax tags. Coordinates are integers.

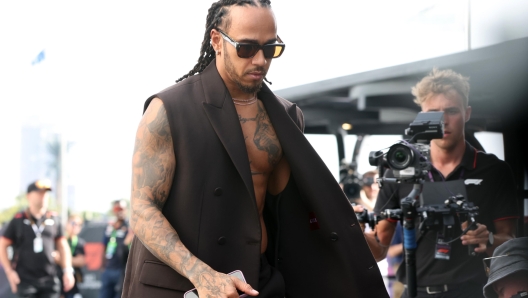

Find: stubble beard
<box><xmin>224</xmin><ymin>45</ymin><xmax>265</xmax><ymax>94</ymax></box>
<box><xmin>432</xmin><ymin>133</ymin><xmax>464</xmax><ymax>152</ymax></box>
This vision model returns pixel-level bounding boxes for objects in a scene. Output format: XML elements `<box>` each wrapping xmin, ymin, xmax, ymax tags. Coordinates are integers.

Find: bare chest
<box><xmin>236</xmin><ymin>100</ymin><xmax>283</xmax><ymax>176</ymax></box>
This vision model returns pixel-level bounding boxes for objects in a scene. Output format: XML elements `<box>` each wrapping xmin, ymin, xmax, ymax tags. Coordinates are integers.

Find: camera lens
<box><xmin>394</xmin><ymin>151</ymin><xmax>406</xmax><ymax>163</ymax></box>
<box><xmin>387</xmin><ymin>144</ymin><xmax>414</xmax><ymax>170</ymax></box>
<box><xmin>343</xmin><ymin>181</ymin><xmax>361</xmax><ymax>199</ymax></box>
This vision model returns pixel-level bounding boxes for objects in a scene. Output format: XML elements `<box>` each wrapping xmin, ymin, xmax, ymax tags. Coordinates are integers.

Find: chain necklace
<box><xmin>232</xmin><ymin>94</ymin><xmax>257</xmax><ymax>106</ymax></box>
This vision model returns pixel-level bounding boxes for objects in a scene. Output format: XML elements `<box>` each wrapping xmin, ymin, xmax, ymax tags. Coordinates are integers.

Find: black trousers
<box><xmin>17</xmin><ymin>277</ymin><xmax>60</xmax><ymax>298</ymax></box>
<box><xmin>258</xmin><ymin>254</ymin><xmax>285</xmax><ymax>298</ymax></box>
<box><xmin>401</xmin><ymin>283</ymin><xmax>484</xmax><ymax>298</ymax></box>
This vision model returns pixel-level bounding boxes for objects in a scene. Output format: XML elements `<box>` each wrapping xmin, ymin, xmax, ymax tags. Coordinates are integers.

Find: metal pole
<box><xmin>60</xmin><ymin>132</ymin><xmax>68</xmax><ymax>228</ymax></box>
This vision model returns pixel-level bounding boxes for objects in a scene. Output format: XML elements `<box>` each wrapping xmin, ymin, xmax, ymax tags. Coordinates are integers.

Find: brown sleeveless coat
<box><xmin>122</xmin><ymin>61</ymin><xmax>389</xmax><ymax>298</ymax></box>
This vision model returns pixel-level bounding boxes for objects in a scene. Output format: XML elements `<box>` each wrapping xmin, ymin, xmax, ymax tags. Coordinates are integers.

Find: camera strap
<box><xmin>427</xmin><ymin>168</ymin><xmax>465</xmax><ymax>182</ymax></box>
<box><xmin>427</xmin><ymin>147</ymin><xmax>478</xmax><ymax>182</ymax></box>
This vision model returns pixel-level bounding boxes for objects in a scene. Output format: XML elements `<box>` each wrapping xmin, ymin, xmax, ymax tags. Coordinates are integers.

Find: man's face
<box><xmin>213</xmin><ymin>6</ymin><xmax>277</xmax><ymax>95</ymax></box>
<box><xmin>113</xmin><ymin>204</ymin><xmax>126</xmax><ymax>220</ymax></box>
<box><xmin>66</xmin><ymin>217</ymin><xmax>83</xmax><ymax>236</ymax></box>
<box><xmin>27</xmin><ymin>190</ymin><xmax>49</xmax><ymax>210</ymax></box>
<box><xmin>421</xmin><ymin>92</ymin><xmax>471</xmax><ymax>151</ymax></box>
<box><xmin>493</xmin><ymin>271</ymin><xmax>528</xmax><ymax>298</ymax></box>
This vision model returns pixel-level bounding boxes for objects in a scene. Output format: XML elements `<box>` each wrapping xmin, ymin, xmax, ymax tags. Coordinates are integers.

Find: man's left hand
<box><xmin>461</xmin><ymin>223</ymin><xmax>489</xmax><ymax>253</ymax></box>
<box><xmin>63</xmin><ymin>272</ymin><xmax>75</xmax><ymax>292</ymax></box>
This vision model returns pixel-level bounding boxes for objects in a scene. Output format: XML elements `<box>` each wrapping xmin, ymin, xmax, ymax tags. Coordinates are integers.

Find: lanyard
<box><xmin>110</xmin><ymin>229</ymin><xmax>117</xmax><ymax>241</ymax></box>
<box><xmin>25</xmin><ymin>210</ymin><xmax>46</xmax><ymax>237</ymax></box>
<box><xmin>105</xmin><ymin>229</ymin><xmax>118</xmax><ymax>258</ymax></box>
<box><xmin>428</xmin><ymin>168</ymin><xmax>465</xmax><ymax>182</ymax></box>
<box><xmin>70</xmin><ymin>236</ymin><xmax>78</xmax><ymax>255</ymax></box>
<box><xmin>31</xmin><ymin>223</ymin><xmax>45</xmax><ymax>237</ymax></box>
<box><xmin>427</xmin><ymin>148</ymin><xmax>477</xmax><ymax>182</ymax></box>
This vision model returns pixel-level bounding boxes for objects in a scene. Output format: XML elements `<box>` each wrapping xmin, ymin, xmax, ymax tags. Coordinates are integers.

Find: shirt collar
<box><xmin>460</xmin><ymin>141</ymin><xmax>477</xmax><ymax>171</ymax></box>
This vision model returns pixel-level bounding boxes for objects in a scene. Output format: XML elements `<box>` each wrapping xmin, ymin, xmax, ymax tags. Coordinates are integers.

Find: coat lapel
<box><xmin>259</xmin><ymin>83</ymin><xmax>353</xmax><ymax>211</ymax></box>
<box><xmin>200</xmin><ymin>61</ymin><xmax>256</xmax><ymax>202</ymax></box>
<box><xmin>258</xmin><ymin>84</ymin><xmax>313</xmax><ymax>178</ymax></box>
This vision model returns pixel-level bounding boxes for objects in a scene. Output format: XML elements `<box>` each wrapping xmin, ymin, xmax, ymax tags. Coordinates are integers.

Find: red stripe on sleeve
<box><xmin>493</xmin><ymin>216</ymin><xmax>519</xmax><ymax>222</ymax></box>
<box><xmin>386</xmin><ymin>218</ymin><xmax>399</xmax><ymax>223</ymax></box>
<box><xmin>1</xmin><ymin>236</ymin><xmax>14</xmax><ymax>245</ymax></box>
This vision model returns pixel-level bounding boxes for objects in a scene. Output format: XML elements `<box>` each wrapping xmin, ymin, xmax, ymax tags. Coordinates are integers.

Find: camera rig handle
<box><xmin>401</xmin><ymin>183</ymin><xmax>421</xmax><ymax>298</ymax></box>
<box><xmin>466</xmin><ymin>218</ymin><xmax>478</xmax><ymax>256</ymax></box>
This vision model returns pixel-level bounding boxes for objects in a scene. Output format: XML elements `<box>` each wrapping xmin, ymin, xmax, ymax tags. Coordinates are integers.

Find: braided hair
<box><xmin>176</xmin><ymin>0</ymin><xmax>272</xmax><ymax>83</ymax></box>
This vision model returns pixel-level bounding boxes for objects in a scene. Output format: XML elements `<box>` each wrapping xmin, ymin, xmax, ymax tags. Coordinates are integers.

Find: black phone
<box><xmin>183</xmin><ymin>270</ymin><xmax>248</xmax><ymax>298</ymax></box>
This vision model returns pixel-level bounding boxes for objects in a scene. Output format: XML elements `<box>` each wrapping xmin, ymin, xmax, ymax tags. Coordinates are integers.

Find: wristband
<box><xmin>63</xmin><ymin>267</ymin><xmax>75</xmax><ymax>274</ymax></box>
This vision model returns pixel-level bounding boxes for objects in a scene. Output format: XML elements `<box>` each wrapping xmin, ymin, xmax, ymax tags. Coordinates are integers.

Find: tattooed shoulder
<box><xmin>147</xmin><ymin>105</ymin><xmax>171</xmax><ymax>140</ymax></box>
<box><xmin>132</xmin><ymin>98</ymin><xmax>175</xmax><ymax>211</ymax></box>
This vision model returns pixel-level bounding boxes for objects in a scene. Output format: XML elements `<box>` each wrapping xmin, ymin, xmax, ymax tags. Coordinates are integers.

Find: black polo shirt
<box><xmin>374</xmin><ymin>142</ymin><xmax>518</xmax><ymax>288</ymax></box>
<box><xmin>58</xmin><ymin>236</ymin><xmax>85</xmax><ymax>295</ymax></box>
<box><xmin>103</xmin><ymin>221</ymin><xmax>129</xmax><ymax>270</ymax></box>
<box><xmin>2</xmin><ymin>210</ymin><xmax>63</xmax><ymax>282</ymax></box>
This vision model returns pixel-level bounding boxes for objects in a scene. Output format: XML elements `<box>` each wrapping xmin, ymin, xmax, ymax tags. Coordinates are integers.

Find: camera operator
<box><xmin>351</xmin><ymin>171</ymin><xmax>379</xmax><ymax>212</ymax></box>
<box><xmin>363</xmin><ymin>69</ymin><xmax>518</xmax><ymax>297</ymax></box>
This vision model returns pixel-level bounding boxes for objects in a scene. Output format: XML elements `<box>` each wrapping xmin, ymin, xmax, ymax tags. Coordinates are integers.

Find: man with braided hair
<box><xmin>122</xmin><ymin>1</ymin><xmax>388</xmax><ymax>297</ymax></box>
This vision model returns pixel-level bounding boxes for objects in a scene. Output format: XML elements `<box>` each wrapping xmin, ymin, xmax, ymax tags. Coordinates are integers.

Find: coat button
<box><xmin>214</xmin><ymin>188</ymin><xmax>223</xmax><ymax>196</ymax></box>
<box><xmin>330</xmin><ymin>232</ymin><xmax>339</xmax><ymax>242</ymax></box>
<box><xmin>218</xmin><ymin>237</ymin><xmax>226</xmax><ymax>245</ymax></box>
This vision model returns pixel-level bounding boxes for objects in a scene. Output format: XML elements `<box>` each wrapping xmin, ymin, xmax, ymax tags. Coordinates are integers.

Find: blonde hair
<box><xmin>68</xmin><ymin>214</ymin><xmax>84</xmax><ymax>224</ymax></box>
<box><xmin>412</xmin><ymin>68</ymin><xmax>470</xmax><ymax>108</ymax></box>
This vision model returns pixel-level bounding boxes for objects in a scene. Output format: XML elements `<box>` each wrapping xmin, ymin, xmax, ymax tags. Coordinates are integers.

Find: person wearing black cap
<box><xmin>0</xmin><ymin>180</ymin><xmax>75</xmax><ymax>298</ymax></box>
<box><xmin>483</xmin><ymin>237</ymin><xmax>528</xmax><ymax>298</ymax></box>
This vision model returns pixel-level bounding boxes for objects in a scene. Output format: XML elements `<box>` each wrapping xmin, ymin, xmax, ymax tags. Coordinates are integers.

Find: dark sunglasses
<box><xmin>217</xmin><ymin>29</ymin><xmax>285</xmax><ymax>59</ymax></box>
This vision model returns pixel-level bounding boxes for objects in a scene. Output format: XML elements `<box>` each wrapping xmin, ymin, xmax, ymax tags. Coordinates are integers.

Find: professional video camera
<box><xmin>340</xmin><ymin>163</ymin><xmax>377</xmax><ymax>200</ymax></box>
<box><xmin>358</xmin><ymin>111</ymin><xmax>481</xmax><ymax>298</ymax></box>
<box><xmin>369</xmin><ymin>111</ymin><xmax>444</xmax><ymax>181</ymax></box>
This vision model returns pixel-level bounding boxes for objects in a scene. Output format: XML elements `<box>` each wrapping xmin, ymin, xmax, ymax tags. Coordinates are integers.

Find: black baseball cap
<box><xmin>27</xmin><ymin>179</ymin><xmax>52</xmax><ymax>193</ymax></box>
<box><xmin>483</xmin><ymin>237</ymin><xmax>528</xmax><ymax>298</ymax></box>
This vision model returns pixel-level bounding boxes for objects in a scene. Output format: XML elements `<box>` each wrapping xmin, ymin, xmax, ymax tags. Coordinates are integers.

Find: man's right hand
<box><xmin>6</xmin><ymin>270</ymin><xmax>20</xmax><ymax>293</ymax></box>
<box><xmin>352</xmin><ymin>204</ymin><xmax>364</xmax><ymax>213</ymax></box>
<box><xmin>352</xmin><ymin>205</ymin><xmax>366</xmax><ymax>232</ymax></box>
<box><xmin>191</xmin><ymin>269</ymin><xmax>259</xmax><ymax>298</ymax></box>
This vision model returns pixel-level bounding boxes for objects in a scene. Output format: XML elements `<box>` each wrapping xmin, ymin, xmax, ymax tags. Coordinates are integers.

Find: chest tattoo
<box><xmin>253</xmin><ymin>101</ymin><xmax>282</xmax><ymax>166</ymax></box>
<box><xmin>239</xmin><ymin>114</ymin><xmax>257</xmax><ymax>124</ymax></box>
<box><xmin>238</xmin><ymin>101</ymin><xmax>282</xmax><ymax>169</ymax></box>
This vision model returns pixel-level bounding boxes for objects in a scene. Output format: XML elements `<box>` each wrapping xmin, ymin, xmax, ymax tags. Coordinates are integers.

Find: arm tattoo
<box><xmin>131</xmin><ymin>100</ymin><xmax>215</xmax><ymax>287</ymax></box>
<box><xmin>253</xmin><ymin>101</ymin><xmax>282</xmax><ymax>166</ymax></box>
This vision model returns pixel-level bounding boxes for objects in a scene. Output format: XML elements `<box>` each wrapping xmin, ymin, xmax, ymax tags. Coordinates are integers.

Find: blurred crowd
<box><xmin>0</xmin><ymin>180</ymin><xmax>133</xmax><ymax>298</ymax></box>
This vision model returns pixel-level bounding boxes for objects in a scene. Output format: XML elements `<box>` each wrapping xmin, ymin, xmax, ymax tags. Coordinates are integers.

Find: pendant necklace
<box><xmin>232</xmin><ymin>94</ymin><xmax>257</xmax><ymax>106</ymax></box>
